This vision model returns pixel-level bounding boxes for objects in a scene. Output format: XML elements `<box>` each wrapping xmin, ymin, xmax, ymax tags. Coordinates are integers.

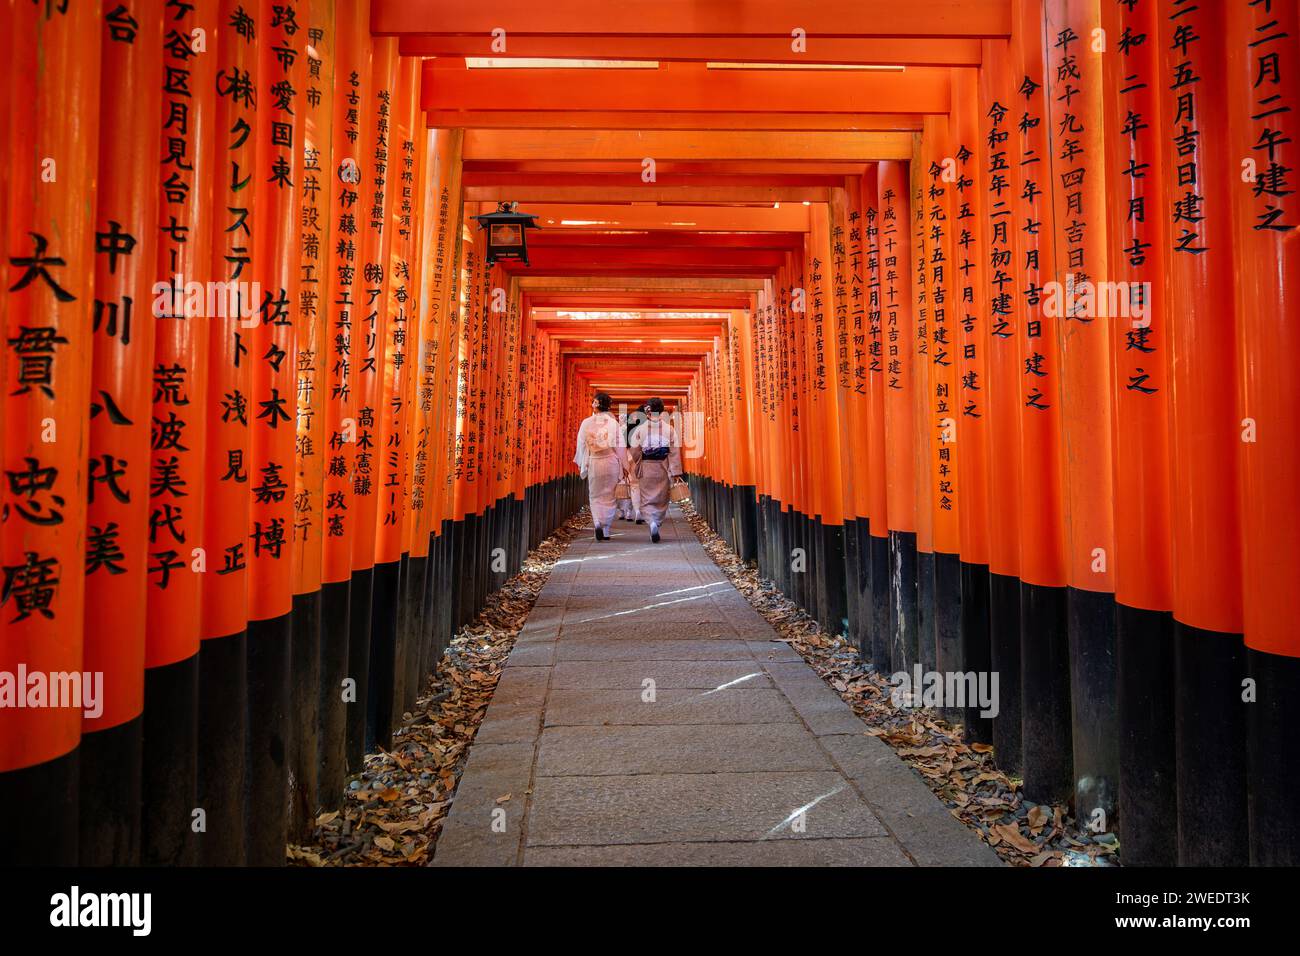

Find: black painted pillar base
<box><xmin>345</xmin><ymin>567</ymin><xmax>374</xmax><ymax>774</ymax></box>
<box><xmin>959</xmin><ymin>561</ymin><xmax>993</xmax><ymax>745</ymax></box>
<box><xmin>473</xmin><ymin>509</ymin><xmax>486</xmax><ymax>623</ymax></box>
<box><xmin>197</xmin><ymin>632</ymin><xmax>246</xmax><ymax>866</ymax></box>
<box><xmin>142</xmin><ymin>653</ymin><xmax>198</xmax><ymax>866</ymax></box>
<box><xmin>797</xmin><ymin>511</ymin><xmax>812</xmax><ymax>612</ymax></box>
<box><xmin>1019</xmin><ymin>582</ymin><xmax>1072</xmax><ymax>806</ymax></box>
<box><xmin>317</xmin><ymin>579</ymin><xmax>351</xmax><ymax>814</ymax></box>
<box><xmin>402</xmin><ymin>553</ymin><xmax>428</xmax><ymax>715</ymax></box>
<box><xmin>416</xmin><ymin>549</ymin><xmax>436</xmax><ymax>698</ymax></box>
<box><xmin>852</xmin><ymin>519</ymin><xmax>872</xmax><ymax>660</ymax></box>
<box><xmin>933</xmin><ymin>551</ymin><xmax>963</xmax><ymax>726</ymax></box>
<box><xmin>842</xmin><ymin>517</ymin><xmax>862</xmax><ymax>651</ymax></box>
<box><xmin>917</xmin><ymin>549</ymin><xmax>937</xmax><ymax>678</ymax></box>
<box><xmin>246</xmin><ymin>612</ymin><xmax>291</xmax><ymax>867</ymax></box>
<box><xmin>818</xmin><ymin>521</ymin><xmax>848</xmax><ymax>639</ymax></box>
<box><xmin>368</xmin><ymin>560</ymin><xmax>401</xmax><ymax>753</ymax></box>
<box><xmin>78</xmin><ymin>716</ymin><xmax>142</xmax><ymax>865</ymax></box>
<box><xmin>776</xmin><ymin>499</ymin><xmax>788</xmax><ymax>592</ymax></box>
<box><xmin>888</xmin><ymin>530</ymin><xmax>919</xmax><ymax>675</ymax></box>
<box><xmin>1117</xmin><ymin>602</ymin><xmax>1177</xmax><ymax>866</ymax></box>
<box><xmin>454</xmin><ymin>516</ymin><xmax>466</xmax><ymax>627</ymax></box>
<box><xmin>1176</xmin><ymin>622</ymin><xmax>1248</xmax><ymax>866</ymax></box>
<box><xmin>1067</xmin><ymin>587</ymin><xmax>1119</xmax><ymax>831</ymax></box>
<box><xmin>1247</xmin><ymin>646</ymin><xmax>1300</xmax><ymax>865</ymax></box>
<box><xmin>436</xmin><ymin>522</ymin><xmax>452</xmax><ymax>658</ymax></box>
<box><xmin>737</xmin><ymin>484</ymin><xmax>758</xmax><ymax>563</ymax></box>
<box><xmin>988</xmin><ymin>571</ymin><xmax>1022</xmax><ymax>776</ymax></box>
<box><xmin>0</xmin><ymin>747</ymin><xmax>78</xmax><ymax>865</ymax></box>
<box><xmin>437</xmin><ymin>523</ymin><xmax>455</xmax><ymax>657</ymax></box>
<box><xmin>391</xmin><ymin>554</ymin><xmax>411</xmax><ymax>722</ymax></box>
<box><xmin>288</xmin><ymin>589</ymin><xmax>322</xmax><ymax>844</ymax></box>
<box><xmin>868</xmin><ymin>531</ymin><xmax>890</xmax><ymax>673</ymax></box>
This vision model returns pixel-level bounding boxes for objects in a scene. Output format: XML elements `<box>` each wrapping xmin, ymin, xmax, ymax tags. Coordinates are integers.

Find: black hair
<box><xmin>593</xmin><ymin>392</ymin><xmax>612</xmax><ymax>412</ymax></box>
<box><xmin>647</xmin><ymin>397</ymin><xmax>664</xmax><ymax>414</ymax></box>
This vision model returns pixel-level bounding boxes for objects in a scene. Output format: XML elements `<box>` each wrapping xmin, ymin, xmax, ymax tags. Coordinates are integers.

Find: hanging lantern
<box><xmin>472</xmin><ymin>200</ymin><xmax>541</xmax><ymax>266</ymax></box>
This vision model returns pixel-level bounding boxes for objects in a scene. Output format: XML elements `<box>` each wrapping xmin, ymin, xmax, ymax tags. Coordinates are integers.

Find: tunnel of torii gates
<box><xmin>0</xmin><ymin>0</ymin><xmax>1296</xmax><ymax>870</ymax></box>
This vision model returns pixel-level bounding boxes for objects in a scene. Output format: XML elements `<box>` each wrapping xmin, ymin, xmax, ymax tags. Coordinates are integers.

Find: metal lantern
<box><xmin>471</xmin><ymin>201</ymin><xmax>541</xmax><ymax>267</ymax></box>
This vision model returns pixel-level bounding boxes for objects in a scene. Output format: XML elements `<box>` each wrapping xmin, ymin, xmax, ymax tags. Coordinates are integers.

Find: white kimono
<box><xmin>618</xmin><ymin>447</ymin><xmax>642</xmax><ymax>520</ymax></box>
<box><xmin>574</xmin><ymin>412</ymin><xmax>624</xmax><ymax>529</ymax></box>
<box><xmin>629</xmin><ymin>416</ymin><xmax>683</xmax><ymax>525</ymax></box>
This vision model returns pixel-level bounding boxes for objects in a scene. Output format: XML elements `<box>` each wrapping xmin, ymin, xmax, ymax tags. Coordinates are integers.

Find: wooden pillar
<box><xmin>80</xmin><ymin>0</ymin><xmax>164</xmax><ymax>866</ymax></box>
<box><xmin>1226</xmin><ymin>0</ymin><xmax>1299</xmax><ymax>865</ymax></box>
<box><xmin>245</xmin><ymin>0</ymin><xmax>305</xmax><ymax>866</ymax></box>
<box><xmin>199</xmin><ymin>0</ymin><xmax>260</xmax><ymax>866</ymax></box>
<box><xmin>910</xmin><ymin>144</ymin><xmax>936</xmax><ymax>681</ymax></box>
<box><xmin>1043</xmin><ymin>0</ymin><xmax>1120</xmax><ymax>831</ymax></box>
<box><xmin>287</xmin><ymin>0</ymin><xmax>336</xmax><ymax>843</ymax></box>
<box><xmin>923</xmin><ymin>113</ymin><xmax>963</xmax><ymax>724</ymax></box>
<box><xmin>355</xmin><ymin>36</ymin><xmax>398</xmax><ymax>756</ymax></box>
<box><xmin>1099</xmin><ymin>0</ymin><xmax>1177</xmax><ymax>864</ymax></box>
<box><xmin>1012</xmin><ymin>0</ymin><xmax>1072</xmax><ymax>806</ymax></box>
<box><xmin>146</xmin><ymin>0</ymin><xmax>219</xmax><ymax>868</ymax></box>
<box><xmin>1157</xmin><ymin>0</ymin><xmax>1249</xmax><ymax>866</ymax></box>
<box><xmin>860</xmin><ymin>167</ymin><xmax>892</xmax><ymax>673</ymax></box>
<box><xmin>318</xmin><ymin>0</ymin><xmax>368</xmax><ymax>814</ymax></box>
<box><xmin>978</xmin><ymin>37</ymin><xmax>1026</xmax><ymax>776</ymax></box>
<box><xmin>877</xmin><ymin>159</ymin><xmax>919</xmax><ymax>676</ymax></box>
<box><xmin>950</xmin><ymin>68</ymin><xmax>994</xmax><ymax>745</ymax></box>
<box><xmin>0</xmin><ymin>0</ymin><xmax>101</xmax><ymax>866</ymax></box>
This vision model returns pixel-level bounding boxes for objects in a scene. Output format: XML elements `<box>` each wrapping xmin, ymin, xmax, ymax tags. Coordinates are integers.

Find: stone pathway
<box><xmin>432</xmin><ymin>507</ymin><xmax>1001</xmax><ymax>866</ymax></box>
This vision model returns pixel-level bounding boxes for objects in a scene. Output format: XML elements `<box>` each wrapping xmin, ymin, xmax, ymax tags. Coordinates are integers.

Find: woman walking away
<box><xmin>574</xmin><ymin>392</ymin><xmax>623</xmax><ymax>540</ymax></box>
<box><xmin>629</xmin><ymin>397</ymin><xmax>683</xmax><ymax>543</ymax></box>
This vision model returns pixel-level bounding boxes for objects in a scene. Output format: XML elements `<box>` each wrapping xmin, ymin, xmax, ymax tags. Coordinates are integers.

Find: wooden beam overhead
<box><xmin>425</xmin><ymin>110</ymin><xmax>922</xmax><ymax>132</ymax></box>
<box><xmin>467</xmin><ymin>184</ymin><xmax>828</xmax><ymax>203</ymax></box>
<box><xmin>516</xmin><ymin>202</ymin><xmax>811</xmax><ymax>232</ymax></box>
<box><xmin>527</xmin><ymin>294</ymin><xmax>753</xmax><ymax>309</ymax></box>
<box><xmin>462</xmin><ymin>166</ymin><xmax>865</xmax><ymax>182</ymax></box>
<box><xmin>375</xmin><ymin>1</ymin><xmax>1012</xmax><ymax>39</ymax></box>
<box><xmin>423</xmin><ymin>62</ymin><xmax>949</xmax><ymax>115</ymax></box>
<box><xmin>462</xmin><ymin>130</ymin><xmax>913</xmax><ymax>162</ymax></box>
<box><xmin>518</xmin><ymin>277</ymin><xmax>765</xmax><ymax>291</ymax></box>
<box><xmin>528</xmin><ymin>232</ymin><xmax>802</xmax><ymax>249</ymax></box>
<box><xmin>399</xmin><ymin>35</ymin><xmax>982</xmax><ymax>65</ymax></box>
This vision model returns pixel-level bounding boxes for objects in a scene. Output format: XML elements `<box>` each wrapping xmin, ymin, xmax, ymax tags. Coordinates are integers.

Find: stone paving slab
<box><xmin>433</xmin><ymin>507</ymin><xmax>1001</xmax><ymax>867</ymax></box>
<box><xmin>559</xmin><ymin>621</ymin><xmax>738</xmax><ymax>640</ymax></box>
<box><xmin>553</xmin><ymin>638</ymin><xmax>756</xmax><ymax>661</ymax></box>
<box><xmin>550</xmin><ymin>660</ymin><xmax>773</xmax><ymax>690</ymax></box>
<box><xmin>522</xmin><ymin>838</ymin><xmax>913</xmax><ymax>867</ymax></box>
<box><xmin>535</xmin><ymin>723</ymin><xmax>834</xmax><ymax>776</ymax></box>
<box><xmin>542</xmin><ymin>686</ymin><xmax>800</xmax><ymax>727</ymax></box>
<box><xmin>525</xmin><ymin>771</ymin><xmax>888</xmax><ymax>846</ymax></box>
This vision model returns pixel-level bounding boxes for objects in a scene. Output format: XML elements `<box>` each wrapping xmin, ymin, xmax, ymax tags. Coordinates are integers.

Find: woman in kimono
<box><xmin>574</xmin><ymin>392</ymin><xmax>624</xmax><ymax>540</ymax></box>
<box><xmin>628</xmin><ymin>397</ymin><xmax>684</xmax><ymax>543</ymax></box>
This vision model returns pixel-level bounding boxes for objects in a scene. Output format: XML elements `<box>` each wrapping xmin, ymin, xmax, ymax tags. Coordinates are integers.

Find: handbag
<box><xmin>615</xmin><ymin>480</ymin><xmax>631</xmax><ymax>500</ymax></box>
<box><xmin>669</xmin><ymin>478</ymin><xmax>690</xmax><ymax>502</ymax></box>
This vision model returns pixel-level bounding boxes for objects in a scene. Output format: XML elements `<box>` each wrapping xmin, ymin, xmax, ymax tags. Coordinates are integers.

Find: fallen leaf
<box><xmin>994</xmin><ymin>823</ymin><xmax>1039</xmax><ymax>855</ymax></box>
